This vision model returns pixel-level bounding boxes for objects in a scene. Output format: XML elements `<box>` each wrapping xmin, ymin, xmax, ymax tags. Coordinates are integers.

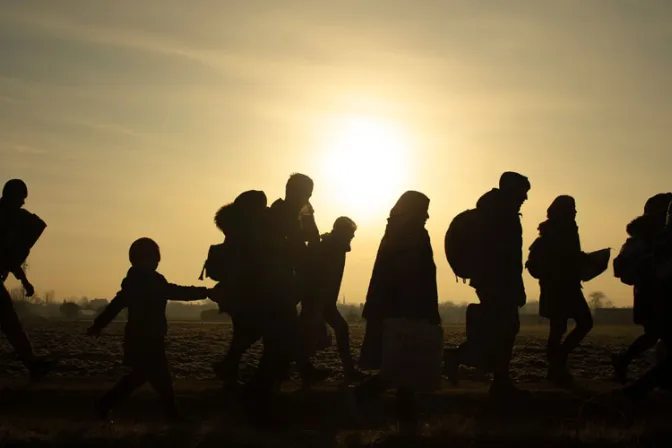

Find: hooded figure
<box><xmin>532</xmin><ymin>195</ymin><xmax>593</xmax><ymax>383</ymax></box>
<box><xmin>612</xmin><ymin>193</ymin><xmax>672</xmax><ymax>384</ymax></box>
<box><xmin>354</xmin><ymin>191</ymin><xmax>439</xmax><ymax>430</ymax></box>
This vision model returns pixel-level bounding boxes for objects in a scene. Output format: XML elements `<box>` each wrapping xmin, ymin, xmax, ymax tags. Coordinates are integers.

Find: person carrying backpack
<box><xmin>611</xmin><ymin>192</ymin><xmax>672</xmax><ymax>383</ymax></box>
<box><xmin>614</xmin><ymin>198</ymin><xmax>672</xmax><ymax>400</ymax></box>
<box><xmin>444</xmin><ymin>172</ymin><xmax>531</xmax><ymax>402</ymax></box>
<box><xmin>204</xmin><ymin>190</ymin><xmax>269</xmax><ymax>385</ymax></box>
<box><xmin>526</xmin><ymin>195</ymin><xmax>593</xmax><ymax>384</ymax></box>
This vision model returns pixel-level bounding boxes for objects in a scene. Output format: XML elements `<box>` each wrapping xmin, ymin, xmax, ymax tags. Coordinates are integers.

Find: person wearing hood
<box><xmin>529</xmin><ymin>195</ymin><xmax>592</xmax><ymax>383</ymax></box>
<box><xmin>614</xmin><ymin>198</ymin><xmax>672</xmax><ymax>400</ymax></box>
<box><xmin>445</xmin><ymin>172</ymin><xmax>531</xmax><ymax>401</ymax></box>
<box><xmin>299</xmin><ymin>216</ymin><xmax>365</xmax><ymax>383</ymax></box>
<box><xmin>0</xmin><ymin>179</ymin><xmax>58</xmax><ymax>382</ymax></box>
<box><xmin>351</xmin><ymin>191</ymin><xmax>440</xmax><ymax>430</ymax></box>
<box><xmin>209</xmin><ymin>190</ymin><xmax>270</xmax><ymax>385</ymax></box>
<box><xmin>612</xmin><ymin>192</ymin><xmax>672</xmax><ymax>383</ymax></box>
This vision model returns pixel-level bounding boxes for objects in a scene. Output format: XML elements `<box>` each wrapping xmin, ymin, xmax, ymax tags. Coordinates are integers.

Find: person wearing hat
<box><xmin>612</xmin><ymin>192</ymin><xmax>672</xmax><ymax>383</ymax></box>
<box><xmin>0</xmin><ymin>179</ymin><xmax>59</xmax><ymax>382</ymax></box>
<box><xmin>445</xmin><ymin>172</ymin><xmax>531</xmax><ymax>402</ymax></box>
<box><xmin>528</xmin><ymin>195</ymin><xmax>593</xmax><ymax>383</ymax></box>
<box><xmin>352</xmin><ymin>191</ymin><xmax>440</xmax><ymax>432</ymax></box>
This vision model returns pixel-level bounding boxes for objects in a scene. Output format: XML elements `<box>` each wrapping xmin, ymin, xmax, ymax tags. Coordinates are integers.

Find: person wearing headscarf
<box><xmin>531</xmin><ymin>195</ymin><xmax>592</xmax><ymax>383</ymax></box>
<box><xmin>351</xmin><ymin>191</ymin><xmax>440</xmax><ymax>431</ymax></box>
<box><xmin>612</xmin><ymin>192</ymin><xmax>672</xmax><ymax>383</ymax></box>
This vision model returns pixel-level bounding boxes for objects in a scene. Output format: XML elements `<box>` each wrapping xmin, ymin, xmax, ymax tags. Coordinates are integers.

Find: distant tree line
<box><xmin>9</xmin><ymin>286</ymin><xmax>622</xmax><ymax>325</ymax></box>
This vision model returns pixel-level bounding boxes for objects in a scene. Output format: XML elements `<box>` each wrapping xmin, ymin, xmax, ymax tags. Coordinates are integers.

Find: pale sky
<box><xmin>1</xmin><ymin>1</ymin><xmax>671</xmax><ymax>306</ymax></box>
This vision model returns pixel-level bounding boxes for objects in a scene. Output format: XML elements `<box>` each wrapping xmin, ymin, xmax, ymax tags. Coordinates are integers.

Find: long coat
<box><xmin>359</xmin><ymin>224</ymin><xmax>440</xmax><ymax>370</ymax></box>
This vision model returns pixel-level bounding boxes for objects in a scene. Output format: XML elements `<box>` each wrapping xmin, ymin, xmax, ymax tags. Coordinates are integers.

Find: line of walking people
<box><xmin>1</xmin><ymin>174</ymin><xmax>672</xmax><ymax>429</ymax></box>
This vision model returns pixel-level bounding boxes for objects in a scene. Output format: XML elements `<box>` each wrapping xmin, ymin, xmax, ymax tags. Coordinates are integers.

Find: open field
<box><xmin>0</xmin><ymin>321</ymin><xmax>660</xmax><ymax>382</ymax></box>
<box><xmin>2</xmin><ymin>322</ymin><xmax>671</xmax><ymax>446</ymax></box>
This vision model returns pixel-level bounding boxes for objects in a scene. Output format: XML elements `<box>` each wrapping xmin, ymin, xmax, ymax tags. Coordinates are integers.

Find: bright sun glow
<box><xmin>321</xmin><ymin>115</ymin><xmax>410</xmax><ymax>219</ymax></box>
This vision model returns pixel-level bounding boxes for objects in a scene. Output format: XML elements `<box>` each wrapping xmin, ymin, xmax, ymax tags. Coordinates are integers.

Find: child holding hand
<box><xmin>88</xmin><ymin>237</ymin><xmax>212</xmax><ymax>420</ymax></box>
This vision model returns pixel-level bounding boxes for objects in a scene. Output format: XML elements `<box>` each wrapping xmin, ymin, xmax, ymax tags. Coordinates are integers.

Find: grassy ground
<box><xmin>0</xmin><ymin>321</ymin><xmax>658</xmax><ymax>382</ymax></box>
<box><xmin>1</xmin><ymin>322</ymin><xmax>670</xmax><ymax>446</ymax></box>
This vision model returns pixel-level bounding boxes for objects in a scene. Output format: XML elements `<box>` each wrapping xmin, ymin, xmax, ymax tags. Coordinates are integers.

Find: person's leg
<box><xmin>97</xmin><ymin>369</ymin><xmax>146</xmax><ymax>418</ymax></box>
<box><xmin>0</xmin><ymin>285</ymin><xmax>34</xmax><ymax>367</ymax></box>
<box><xmin>324</xmin><ymin>303</ymin><xmax>359</xmax><ymax>378</ymax></box>
<box><xmin>488</xmin><ymin>303</ymin><xmax>529</xmax><ymax>400</ymax></box>
<box><xmin>621</xmin><ymin>330</ymin><xmax>659</xmax><ymax>365</ymax></box>
<box><xmin>215</xmin><ymin>315</ymin><xmax>261</xmax><ymax>382</ymax></box>
<box><xmin>559</xmin><ymin>299</ymin><xmax>594</xmax><ymax>356</ymax></box>
<box><xmin>547</xmin><ymin>318</ymin><xmax>568</xmax><ymax>360</ymax></box>
<box><xmin>144</xmin><ymin>358</ymin><xmax>179</xmax><ymax>418</ymax></box>
<box><xmin>490</xmin><ymin>305</ymin><xmax>518</xmax><ymax>383</ymax></box>
<box><xmin>546</xmin><ymin>318</ymin><xmax>569</xmax><ymax>380</ymax></box>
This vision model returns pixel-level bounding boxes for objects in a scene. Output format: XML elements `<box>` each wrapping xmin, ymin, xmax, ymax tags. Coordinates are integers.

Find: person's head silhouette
<box><xmin>285</xmin><ymin>173</ymin><xmax>313</xmax><ymax>211</ymax></box>
<box><xmin>129</xmin><ymin>237</ymin><xmax>161</xmax><ymax>271</ymax></box>
<box><xmin>332</xmin><ymin>216</ymin><xmax>357</xmax><ymax>246</ymax></box>
<box><xmin>2</xmin><ymin>179</ymin><xmax>28</xmax><ymax>210</ymax></box>
<box><xmin>547</xmin><ymin>195</ymin><xmax>576</xmax><ymax>221</ymax></box>
<box><xmin>499</xmin><ymin>172</ymin><xmax>530</xmax><ymax>212</ymax></box>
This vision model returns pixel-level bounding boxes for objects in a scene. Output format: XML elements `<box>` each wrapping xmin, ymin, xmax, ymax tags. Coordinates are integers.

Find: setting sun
<box><xmin>320</xmin><ymin>115</ymin><xmax>411</xmax><ymax>219</ymax></box>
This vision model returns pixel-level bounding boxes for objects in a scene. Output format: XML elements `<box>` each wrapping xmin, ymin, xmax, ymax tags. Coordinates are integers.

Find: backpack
<box><xmin>444</xmin><ymin>209</ymin><xmax>482</xmax><ymax>282</ymax></box>
<box><xmin>198</xmin><ymin>243</ymin><xmax>231</xmax><ymax>282</ymax></box>
<box><xmin>525</xmin><ymin>237</ymin><xmax>546</xmax><ymax>280</ymax></box>
<box><xmin>613</xmin><ymin>238</ymin><xmax>649</xmax><ymax>286</ymax></box>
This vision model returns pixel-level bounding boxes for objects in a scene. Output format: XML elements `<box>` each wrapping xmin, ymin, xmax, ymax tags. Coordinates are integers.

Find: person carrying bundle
<box><xmin>0</xmin><ymin>179</ymin><xmax>58</xmax><ymax>381</ymax></box>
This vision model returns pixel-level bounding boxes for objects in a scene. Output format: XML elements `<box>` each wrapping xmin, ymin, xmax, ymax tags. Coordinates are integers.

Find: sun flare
<box><xmin>320</xmin><ymin>115</ymin><xmax>410</xmax><ymax>220</ymax></box>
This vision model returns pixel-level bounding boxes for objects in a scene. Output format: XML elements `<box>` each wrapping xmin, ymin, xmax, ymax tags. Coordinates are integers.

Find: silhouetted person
<box><xmin>352</xmin><ymin>191</ymin><xmax>440</xmax><ymax>431</ymax></box>
<box><xmin>446</xmin><ymin>172</ymin><xmax>531</xmax><ymax>401</ymax></box>
<box><xmin>299</xmin><ymin>216</ymin><xmax>365</xmax><ymax>382</ymax></box>
<box><xmin>209</xmin><ymin>190</ymin><xmax>270</xmax><ymax>385</ymax></box>
<box><xmin>0</xmin><ymin>179</ymin><xmax>58</xmax><ymax>381</ymax></box>
<box><xmin>612</xmin><ymin>193</ymin><xmax>672</xmax><ymax>383</ymax></box>
<box><xmin>615</xmin><ymin>199</ymin><xmax>672</xmax><ymax>399</ymax></box>
<box><xmin>241</xmin><ymin>173</ymin><xmax>325</xmax><ymax>424</ymax></box>
<box><xmin>529</xmin><ymin>195</ymin><xmax>593</xmax><ymax>383</ymax></box>
<box><xmin>88</xmin><ymin>238</ymin><xmax>210</xmax><ymax>420</ymax></box>
<box><xmin>266</xmin><ymin>173</ymin><xmax>330</xmax><ymax>384</ymax></box>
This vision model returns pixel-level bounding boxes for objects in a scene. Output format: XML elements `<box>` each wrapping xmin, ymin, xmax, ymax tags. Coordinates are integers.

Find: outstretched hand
<box><xmin>87</xmin><ymin>326</ymin><xmax>101</xmax><ymax>338</ymax></box>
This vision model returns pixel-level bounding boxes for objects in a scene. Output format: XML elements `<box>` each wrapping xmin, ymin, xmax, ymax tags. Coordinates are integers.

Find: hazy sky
<box><xmin>1</xmin><ymin>1</ymin><xmax>671</xmax><ymax>306</ymax></box>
